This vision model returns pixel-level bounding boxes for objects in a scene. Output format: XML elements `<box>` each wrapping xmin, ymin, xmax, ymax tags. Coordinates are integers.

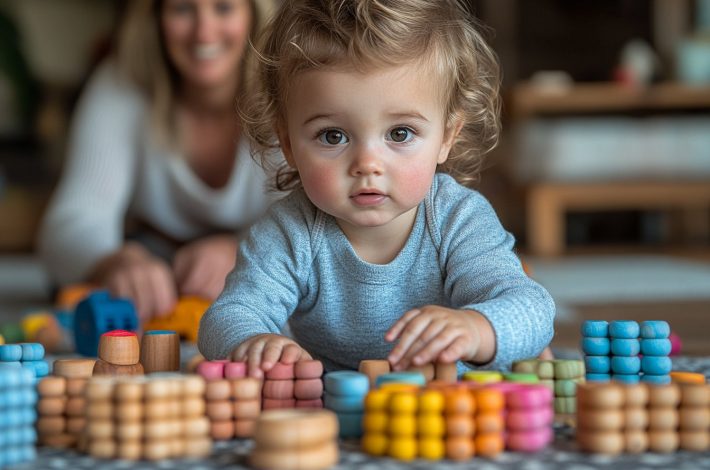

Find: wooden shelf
<box><xmin>512</xmin><ymin>82</ymin><xmax>710</xmax><ymax>118</ymax></box>
<box><xmin>510</xmin><ymin>81</ymin><xmax>710</xmax><ymax>257</ymax></box>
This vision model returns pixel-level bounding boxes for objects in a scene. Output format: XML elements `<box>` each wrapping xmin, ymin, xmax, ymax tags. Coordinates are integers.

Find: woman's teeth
<box><xmin>194</xmin><ymin>44</ymin><xmax>223</xmax><ymax>60</ymax></box>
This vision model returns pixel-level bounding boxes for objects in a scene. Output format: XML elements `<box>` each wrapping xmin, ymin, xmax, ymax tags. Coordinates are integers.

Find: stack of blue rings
<box><xmin>0</xmin><ymin>364</ymin><xmax>38</xmax><ymax>467</ymax></box>
<box><xmin>639</xmin><ymin>321</ymin><xmax>672</xmax><ymax>384</ymax></box>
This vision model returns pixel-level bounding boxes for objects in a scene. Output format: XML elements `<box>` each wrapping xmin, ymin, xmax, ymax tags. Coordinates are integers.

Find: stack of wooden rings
<box><xmin>494</xmin><ymin>383</ymin><xmax>554</xmax><ymax>452</ymax></box>
<box><xmin>577</xmin><ymin>382</ymin><xmax>641</xmax><ymax>454</ymax></box>
<box><xmin>93</xmin><ymin>330</ymin><xmax>144</xmax><ymax>376</ymax></box>
<box><xmin>512</xmin><ymin>359</ymin><xmax>586</xmax><ymax>414</ymax></box>
<box><xmin>323</xmin><ymin>371</ymin><xmax>370</xmax><ymax>438</ymax></box>
<box><xmin>678</xmin><ymin>382</ymin><xmax>710</xmax><ymax>451</ymax></box>
<box><xmin>0</xmin><ymin>343</ymin><xmax>49</xmax><ymax>380</ymax></box>
<box><xmin>250</xmin><ymin>409</ymin><xmax>339</xmax><ymax>470</ymax></box>
<box><xmin>294</xmin><ymin>360</ymin><xmax>325</xmax><ymax>408</ymax></box>
<box><xmin>0</xmin><ymin>364</ymin><xmax>37</xmax><ymax>467</ymax></box>
<box><xmin>82</xmin><ymin>374</ymin><xmax>211</xmax><ymax>460</ymax></box>
<box><xmin>196</xmin><ymin>360</ymin><xmax>262</xmax><ymax>439</ymax></box>
<box><xmin>576</xmin><ymin>381</ymin><xmax>709</xmax><ymax>454</ymax></box>
<box><xmin>363</xmin><ymin>381</ymin><xmax>508</xmax><ymax>461</ymax></box>
<box><xmin>36</xmin><ymin>358</ymin><xmax>95</xmax><ymax>448</ymax></box>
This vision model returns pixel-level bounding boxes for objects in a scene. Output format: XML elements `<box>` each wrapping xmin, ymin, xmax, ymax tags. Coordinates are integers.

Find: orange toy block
<box><xmin>143</xmin><ymin>296</ymin><xmax>210</xmax><ymax>342</ymax></box>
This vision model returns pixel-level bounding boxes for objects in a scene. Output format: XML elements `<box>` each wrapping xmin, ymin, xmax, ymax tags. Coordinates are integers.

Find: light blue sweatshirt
<box><xmin>198</xmin><ymin>173</ymin><xmax>555</xmax><ymax>372</ymax></box>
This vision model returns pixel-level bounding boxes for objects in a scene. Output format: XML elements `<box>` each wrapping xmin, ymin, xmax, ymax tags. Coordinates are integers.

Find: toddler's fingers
<box><xmin>385</xmin><ymin>309</ymin><xmax>420</xmax><ymax>342</ymax></box>
<box><xmin>437</xmin><ymin>335</ymin><xmax>470</xmax><ymax>364</ymax></box>
<box><xmin>246</xmin><ymin>341</ymin><xmax>266</xmax><ymax>379</ymax></box>
<box><xmin>387</xmin><ymin>315</ymin><xmax>430</xmax><ymax>365</ymax></box>
<box><xmin>261</xmin><ymin>342</ymin><xmax>284</xmax><ymax>370</ymax></box>
<box><xmin>281</xmin><ymin>344</ymin><xmax>309</xmax><ymax>364</ymax></box>
<box><xmin>397</xmin><ymin>321</ymin><xmax>448</xmax><ymax>369</ymax></box>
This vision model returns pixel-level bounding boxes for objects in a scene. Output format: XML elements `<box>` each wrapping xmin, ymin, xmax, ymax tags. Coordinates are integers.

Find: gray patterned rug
<box><xmin>6</xmin><ymin>357</ymin><xmax>710</xmax><ymax>470</ymax></box>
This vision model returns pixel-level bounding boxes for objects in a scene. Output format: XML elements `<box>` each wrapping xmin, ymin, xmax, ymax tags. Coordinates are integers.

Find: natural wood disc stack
<box><xmin>36</xmin><ymin>358</ymin><xmax>96</xmax><ymax>448</ymax></box>
<box><xmin>250</xmin><ymin>409</ymin><xmax>339</xmax><ymax>470</ymax></box>
<box><xmin>82</xmin><ymin>373</ymin><xmax>211</xmax><ymax>460</ymax></box>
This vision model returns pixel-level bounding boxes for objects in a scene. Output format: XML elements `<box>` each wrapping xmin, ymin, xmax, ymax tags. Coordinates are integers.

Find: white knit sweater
<box><xmin>38</xmin><ymin>62</ymin><xmax>278</xmax><ymax>284</ymax></box>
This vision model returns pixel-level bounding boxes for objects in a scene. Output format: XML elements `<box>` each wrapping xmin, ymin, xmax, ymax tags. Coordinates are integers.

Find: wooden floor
<box><xmin>552</xmin><ymin>299</ymin><xmax>710</xmax><ymax>356</ymax></box>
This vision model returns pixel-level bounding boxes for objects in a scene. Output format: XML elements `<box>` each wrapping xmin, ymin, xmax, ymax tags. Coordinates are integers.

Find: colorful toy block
<box><xmin>143</xmin><ymin>296</ymin><xmax>210</xmax><ymax>343</ymax></box>
<box><xmin>0</xmin><ymin>364</ymin><xmax>37</xmax><ymax>468</ymax></box>
<box><xmin>581</xmin><ymin>320</ymin><xmax>672</xmax><ymax>385</ymax></box>
<box><xmin>0</xmin><ymin>342</ymin><xmax>49</xmax><ymax>380</ymax></box>
<box><xmin>324</xmin><ymin>371</ymin><xmax>369</xmax><ymax>438</ymax></box>
<box><xmin>512</xmin><ymin>359</ymin><xmax>585</xmax><ymax>414</ymax></box>
<box><xmin>250</xmin><ymin>409</ymin><xmax>339</xmax><ymax>470</ymax></box>
<box><xmin>74</xmin><ymin>291</ymin><xmax>138</xmax><ymax>357</ymax></box>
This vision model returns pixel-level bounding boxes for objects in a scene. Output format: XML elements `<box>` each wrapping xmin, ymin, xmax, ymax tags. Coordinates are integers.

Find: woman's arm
<box><xmin>38</xmin><ymin>63</ymin><xmax>143</xmax><ymax>284</ymax></box>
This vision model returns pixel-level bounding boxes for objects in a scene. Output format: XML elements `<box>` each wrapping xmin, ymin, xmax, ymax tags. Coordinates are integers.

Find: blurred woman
<box><xmin>38</xmin><ymin>0</ymin><xmax>278</xmax><ymax>319</ymax></box>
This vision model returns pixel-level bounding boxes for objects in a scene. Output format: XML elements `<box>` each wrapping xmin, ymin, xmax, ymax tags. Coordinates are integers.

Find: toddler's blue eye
<box><xmin>319</xmin><ymin>129</ymin><xmax>348</xmax><ymax>145</ymax></box>
<box><xmin>389</xmin><ymin>127</ymin><xmax>412</xmax><ymax>143</ymax></box>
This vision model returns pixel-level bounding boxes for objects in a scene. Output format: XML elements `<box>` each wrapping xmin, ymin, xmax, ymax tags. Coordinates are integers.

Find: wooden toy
<box><xmin>375</xmin><ymin>371</ymin><xmax>426</xmax><ymax>388</ymax></box>
<box><xmin>74</xmin><ymin>291</ymin><xmax>139</xmax><ymax>357</ymax></box>
<box><xmin>434</xmin><ymin>362</ymin><xmax>457</xmax><ymax>383</ymax></box>
<box><xmin>671</xmin><ymin>371</ymin><xmax>706</xmax><ymax>384</ymax></box>
<box><xmin>93</xmin><ymin>331</ymin><xmax>143</xmax><ymax>376</ymax></box>
<box><xmin>140</xmin><ymin>330</ymin><xmax>180</xmax><ymax>374</ymax></box>
<box><xmin>610</xmin><ymin>338</ymin><xmax>640</xmax><ymax>356</ymax></box>
<box><xmin>143</xmin><ymin>296</ymin><xmax>210</xmax><ymax>343</ymax></box>
<box><xmin>406</xmin><ymin>363</ymin><xmax>434</xmax><ymax>382</ymax></box>
<box><xmin>461</xmin><ymin>370</ymin><xmax>502</xmax><ymax>384</ymax></box>
<box><xmin>324</xmin><ymin>371</ymin><xmax>369</xmax><ymax>438</ymax></box>
<box><xmin>250</xmin><ymin>409</ymin><xmax>339</xmax><ymax>470</ymax></box>
<box><xmin>581</xmin><ymin>320</ymin><xmax>609</xmax><ymax>338</ymax></box>
<box><xmin>37</xmin><ymin>357</ymin><xmax>96</xmax><ymax>449</ymax></box>
<box><xmin>52</xmin><ymin>359</ymin><xmax>96</xmax><ymax>378</ymax></box>
<box><xmin>641</xmin><ymin>338</ymin><xmax>672</xmax><ymax>356</ymax></box>
<box><xmin>609</xmin><ymin>320</ymin><xmax>640</xmax><ymax>339</ymax></box>
<box><xmin>584</xmin><ymin>355</ymin><xmax>610</xmax><ymax>375</ymax></box>
<box><xmin>265</xmin><ymin>362</ymin><xmax>295</xmax><ymax>380</ymax></box>
<box><xmin>677</xmin><ymin>383</ymin><xmax>709</xmax><ymax>451</ymax></box>
<box><xmin>0</xmin><ymin>365</ymin><xmax>37</xmax><ymax>467</ymax></box>
<box><xmin>358</xmin><ymin>360</ymin><xmax>391</xmax><ymax>389</ymax></box>
<box><xmin>0</xmin><ymin>333</ymin><xmax>4</xmax><ymax>345</ymax></box>
<box><xmin>581</xmin><ymin>337</ymin><xmax>611</xmax><ymax>356</ymax></box>
<box><xmin>203</xmin><ymin>374</ymin><xmax>262</xmax><ymax>440</ymax></box>
<box><xmin>82</xmin><ymin>374</ymin><xmax>211</xmax><ymax>460</ymax></box>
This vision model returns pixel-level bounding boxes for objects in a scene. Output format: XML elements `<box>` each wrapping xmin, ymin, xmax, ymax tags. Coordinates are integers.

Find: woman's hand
<box><xmin>231</xmin><ymin>334</ymin><xmax>312</xmax><ymax>379</ymax></box>
<box><xmin>385</xmin><ymin>305</ymin><xmax>495</xmax><ymax>371</ymax></box>
<box><xmin>173</xmin><ymin>234</ymin><xmax>238</xmax><ymax>300</ymax></box>
<box><xmin>90</xmin><ymin>242</ymin><xmax>177</xmax><ymax>320</ymax></box>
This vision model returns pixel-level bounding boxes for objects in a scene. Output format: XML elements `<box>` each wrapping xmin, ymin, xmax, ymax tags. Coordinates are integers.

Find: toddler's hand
<box><xmin>231</xmin><ymin>334</ymin><xmax>312</xmax><ymax>379</ymax></box>
<box><xmin>385</xmin><ymin>305</ymin><xmax>483</xmax><ymax>371</ymax></box>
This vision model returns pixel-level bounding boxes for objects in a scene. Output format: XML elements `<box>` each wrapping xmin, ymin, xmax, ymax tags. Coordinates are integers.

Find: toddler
<box><xmin>198</xmin><ymin>0</ymin><xmax>555</xmax><ymax>377</ymax></box>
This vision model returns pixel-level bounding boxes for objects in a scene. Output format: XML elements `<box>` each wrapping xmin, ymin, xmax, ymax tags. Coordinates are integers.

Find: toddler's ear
<box><xmin>276</xmin><ymin>122</ymin><xmax>296</xmax><ymax>169</ymax></box>
<box><xmin>438</xmin><ymin>117</ymin><xmax>464</xmax><ymax>164</ymax></box>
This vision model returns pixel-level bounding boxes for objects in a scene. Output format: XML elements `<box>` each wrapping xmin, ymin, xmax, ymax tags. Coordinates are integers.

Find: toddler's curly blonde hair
<box><xmin>242</xmin><ymin>0</ymin><xmax>501</xmax><ymax>190</ymax></box>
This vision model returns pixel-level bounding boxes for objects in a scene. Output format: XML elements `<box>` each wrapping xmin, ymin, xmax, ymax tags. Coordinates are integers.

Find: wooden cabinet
<box><xmin>511</xmin><ymin>82</ymin><xmax>710</xmax><ymax>256</ymax></box>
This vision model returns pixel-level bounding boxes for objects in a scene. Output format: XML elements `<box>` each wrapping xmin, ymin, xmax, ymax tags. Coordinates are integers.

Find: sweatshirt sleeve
<box><xmin>37</xmin><ymin>62</ymin><xmax>142</xmax><ymax>284</ymax></box>
<box><xmin>433</xmin><ymin>177</ymin><xmax>556</xmax><ymax>371</ymax></box>
<box><xmin>197</xmin><ymin>194</ymin><xmax>314</xmax><ymax>360</ymax></box>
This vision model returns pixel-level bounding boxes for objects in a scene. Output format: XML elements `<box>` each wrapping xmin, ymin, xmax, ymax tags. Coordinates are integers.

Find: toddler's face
<box><xmin>280</xmin><ymin>61</ymin><xmax>455</xmax><ymax>238</ymax></box>
<box><xmin>161</xmin><ymin>0</ymin><xmax>252</xmax><ymax>90</ymax></box>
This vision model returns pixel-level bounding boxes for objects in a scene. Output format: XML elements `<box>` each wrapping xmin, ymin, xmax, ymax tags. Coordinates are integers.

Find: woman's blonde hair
<box><xmin>243</xmin><ymin>0</ymin><xmax>501</xmax><ymax>190</ymax></box>
<box><xmin>115</xmin><ymin>0</ymin><xmax>276</xmax><ymax>146</ymax></box>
